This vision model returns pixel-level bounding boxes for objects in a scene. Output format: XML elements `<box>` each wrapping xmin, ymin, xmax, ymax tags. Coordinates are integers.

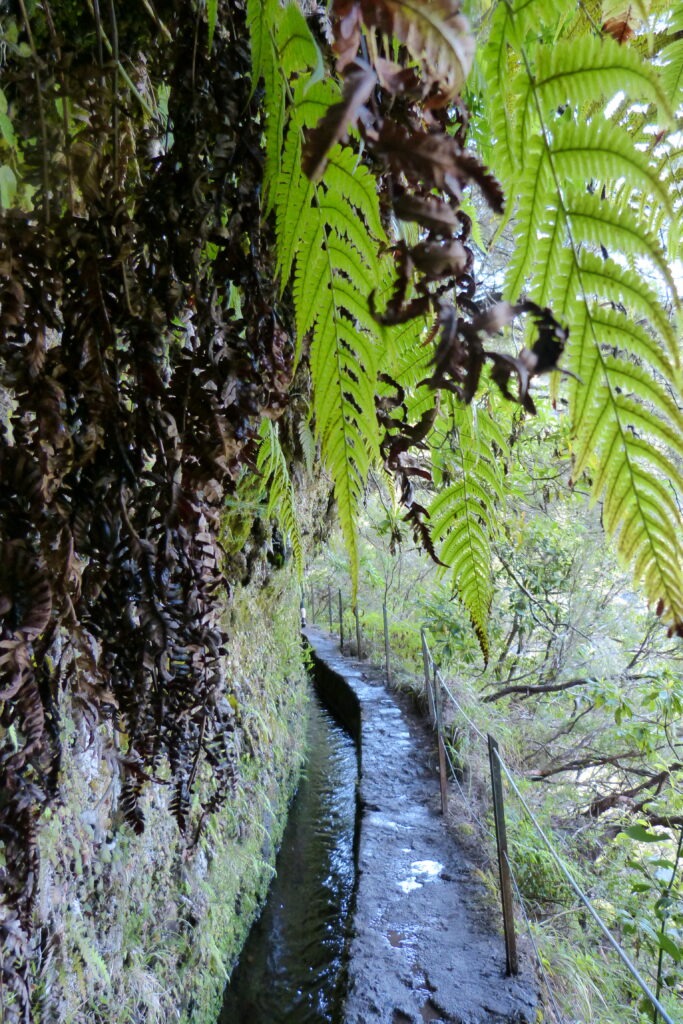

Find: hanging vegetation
<box><xmin>1</xmin><ymin>0</ymin><xmax>682</xmax><ymax>1017</ymax></box>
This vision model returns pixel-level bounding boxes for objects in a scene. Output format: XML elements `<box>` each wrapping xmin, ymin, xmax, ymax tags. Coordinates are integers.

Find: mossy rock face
<box><xmin>32</xmin><ymin>572</ymin><xmax>309</xmax><ymax>1024</ymax></box>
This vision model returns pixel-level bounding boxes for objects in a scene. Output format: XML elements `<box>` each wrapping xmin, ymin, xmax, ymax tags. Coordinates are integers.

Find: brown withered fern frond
<box><xmin>0</xmin><ymin>3</ymin><xmax>298</xmax><ymax>1015</ymax></box>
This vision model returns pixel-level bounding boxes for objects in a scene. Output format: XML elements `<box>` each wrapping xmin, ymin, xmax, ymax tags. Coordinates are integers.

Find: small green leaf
<box><xmin>657</xmin><ymin>933</ymin><xmax>682</xmax><ymax>962</ymax></box>
<box><xmin>623</xmin><ymin>824</ymin><xmax>665</xmax><ymax>843</ymax></box>
<box><xmin>207</xmin><ymin>0</ymin><xmax>217</xmax><ymax>51</ymax></box>
<box><xmin>0</xmin><ymin>165</ymin><xmax>17</xmax><ymax>208</ymax></box>
<box><xmin>0</xmin><ymin>112</ymin><xmax>15</xmax><ymax>147</ymax></box>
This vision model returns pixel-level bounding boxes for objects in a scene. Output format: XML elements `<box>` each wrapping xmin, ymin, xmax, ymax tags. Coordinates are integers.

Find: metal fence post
<box><xmin>354</xmin><ymin>604</ymin><xmax>362</xmax><ymax>659</ymax></box>
<box><xmin>383</xmin><ymin>602</ymin><xmax>391</xmax><ymax>687</ymax></box>
<box><xmin>434</xmin><ymin>669</ymin><xmax>448</xmax><ymax>816</ymax></box>
<box><xmin>327</xmin><ymin>586</ymin><xmax>333</xmax><ymax>633</ymax></box>
<box><xmin>488</xmin><ymin>735</ymin><xmax>518</xmax><ymax>976</ymax></box>
<box><xmin>310</xmin><ymin>587</ymin><xmax>315</xmax><ymax>625</ymax></box>
<box><xmin>338</xmin><ymin>589</ymin><xmax>344</xmax><ymax>652</ymax></box>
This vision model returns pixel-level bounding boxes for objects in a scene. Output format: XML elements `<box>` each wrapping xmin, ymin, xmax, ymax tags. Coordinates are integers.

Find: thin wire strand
<box><xmin>442</xmin><ymin>742</ymin><xmax>496</xmax><ymax>841</ymax></box>
<box><xmin>505</xmin><ymin>853</ymin><xmax>568</xmax><ymax>1024</ymax></box>
<box><xmin>422</xmin><ymin>636</ymin><xmax>488</xmax><ymax>743</ymax></box>
<box><xmin>494</xmin><ymin>748</ymin><xmax>678</xmax><ymax>1024</ymax></box>
<box><xmin>438</xmin><ymin>671</ymin><xmax>488</xmax><ymax>744</ymax></box>
<box><xmin>424</xmin><ymin>632</ymin><xmax>678</xmax><ymax>1024</ymax></box>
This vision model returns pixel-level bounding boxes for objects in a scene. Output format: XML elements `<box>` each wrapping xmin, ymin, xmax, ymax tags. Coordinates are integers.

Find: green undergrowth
<box><xmin>31</xmin><ymin>568</ymin><xmax>309</xmax><ymax>1024</ymax></box>
<box><xmin>309</xmin><ymin>495</ymin><xmax>683</xmax><ymax>1024</ymax></box>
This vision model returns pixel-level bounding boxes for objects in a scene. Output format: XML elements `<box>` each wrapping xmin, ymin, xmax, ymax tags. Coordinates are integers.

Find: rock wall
<box><xmin>31</xmin><ymin>568</ymin><xmax>309</xmax><ymax>1024</ymax></box>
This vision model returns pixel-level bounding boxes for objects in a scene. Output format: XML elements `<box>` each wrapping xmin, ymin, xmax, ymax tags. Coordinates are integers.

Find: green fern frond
<box><xmin>246</xmin><ymin>0</ymin><xmax>274</xmax><ymax>94</ymax></box>
<box><xmin>257</xmin><ymin>420</ymin><xmax>304</xmax><ymax>581</ymax></box>
<box><xmin>573</xmin><ymin>252</ymin><xmax>678</xmax><ymax>365</ymax></box>
<box><xmin>297</xmin><ymin>416</ymin><xmax>317</xmax><ymax>477</ymax></box>
<box><xmin>256</xmin><ymin>12</ymin><xmax>389</xmax><ymax>597</ymax></box>
<box><xmin>549</xmin><ymin>120</ymin><xmax>673</xmax><ymax>213</ymax></box>
<box><xmin>500</xmin><ymin>0</ymin><xmax>566</xmax><ymax>38</ymax></box>
<box><xmin>249</xmin><ymin>4</ymin><xmax>387</xmax><ymax>594</ymax></box>
<box><xmin>380</xmin><ymin>314</ymin><xmax>436</xmax><ymax>422</ymax></box>
<box><xmin>260</xmin><ymin>9</ymin><xmax>329</xmax><ymax>209</ymax></box>
<box><xmin>480</xmin><ymin>2</ymin><xmax>683</xmax><ymax>633</ymax></box>
<box><xmin>503</xmin><ymin>137</ymin><xmax>552</xmax><ymax>300</ymax></box>
<box><xmin>527</xmin><ymin>211</ymin><xmax>572</xmax><ymax>310</ymax></box>
<box><xmin>602</xmin><ymin>356</ymin><xmax>683</xmax><ymax>433</ymax></box>
<box><xmin>275</xmin><ymin>100</ymin><xmax>314</xmax><ymax>283</ymax></box>
<box><xmin>72</xmin><ymin>928</ymin><xmax>111</xmax><ymax>987</ymax></box>
<box><xmin>324</xmin><ymin>147</ymin><xmax>386</xmax><ymax>241</ymax></box>
<box><xmin>535</xmin><ymin>35</ymin><xmax>671</xmax><ymax>113</ymax></box>
<box><xmin>562</xmin><ymin>191</ymin><xmax>675</xmax><ymax>293</ymax></box>
<box><xmin>428</xmin><ymin>404</ymin><xmax>509</xmax><ymax>662</ymax></box>
<box><xmin>659</xmin><ymin>7</ymin><xmax>683</xmax><ymax>109</ymax></box>
<box><xmin>481</xmin><ymin>13</ymin><xmax>521</xmax><ymax>180</ymax></box>
<box><xmin>584</xmin><ymin>303</ymin><xmax>675</xmax><ymax>381</ymax></box>
<box><xmin>275</xmin><ymin>2</ymin><xmax>324</xmax><ymax>80</ymax></box>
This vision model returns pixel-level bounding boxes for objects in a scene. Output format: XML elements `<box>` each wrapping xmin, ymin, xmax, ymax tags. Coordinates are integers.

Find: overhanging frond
<box><xmin>480</xmin><ymin>2</ymin><xmax>683</xmax><ymax>635</ymax></box>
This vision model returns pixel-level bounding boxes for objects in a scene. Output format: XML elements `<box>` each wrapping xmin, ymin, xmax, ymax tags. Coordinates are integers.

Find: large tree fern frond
<box><xmin>428</xmin><ymin>404</ymin><xmax>509</xmax><ymax>662</ymax></box>
<box><xmin>250</xmin><ymin>12</ymin><xmax>389</xmax><ymax>594</ymax></box>
<box><xmin>480</xmin><ymin>3</ymin><xmax>683</xmax><ymax>634</ymax></box>
<box><xmin>659</xmin><ymin>7</ymin><xmax>683</xmax><ymax>110</ymax></box>
<box><xmin>535</xmin><ymin>36</ymin><xmax>671</xmax><ymax>114</ymax></box>
<box><xmin>549</xmin><ymin>120</ymin><xmax>673</xmax><ymax>212</ymax></box>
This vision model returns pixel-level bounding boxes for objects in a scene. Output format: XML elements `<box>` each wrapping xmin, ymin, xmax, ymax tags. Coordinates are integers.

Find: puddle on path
<box><xmin>397</xmin><ymin>860</ymin><xmax>444</xmax><ymax>894</ymax></box>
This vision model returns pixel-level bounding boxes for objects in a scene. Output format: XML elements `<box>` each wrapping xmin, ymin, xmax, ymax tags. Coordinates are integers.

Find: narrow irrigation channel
<box><xmin>219</xmin><ymin>693</ymin><xmax>358</xmax><ymax>1024</ymax></box>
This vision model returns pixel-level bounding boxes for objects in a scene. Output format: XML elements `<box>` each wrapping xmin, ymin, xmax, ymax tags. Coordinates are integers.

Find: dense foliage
<box><xmin>1</xmin><ymin>0</ymin><xmax>682</xmax><ymax>1018</ymax></box>
<box><xmin>309</xmin><ymin>465</ymin><xmax>683</xmax><ymax>1021</ymax></box>
<box><xmin>0</xmin><ymin>1</ymin><xmax>303</xmax><ymax>1013</ymax></box>
<box><xmin>250</xmin><ymin>0</ymin><xmax>683</xmax><ymax>646</ymax></box>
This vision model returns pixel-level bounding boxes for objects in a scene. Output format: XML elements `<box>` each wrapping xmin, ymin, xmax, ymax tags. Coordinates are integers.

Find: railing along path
<box><xmin>304</xmin><ymin>584</ymin><xmax>680</xmax><ymax>1024</ymax></box>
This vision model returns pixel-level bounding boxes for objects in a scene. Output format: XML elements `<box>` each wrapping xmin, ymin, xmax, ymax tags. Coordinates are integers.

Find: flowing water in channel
<box><xmin>219</xmin><ymin>696</ymin><xmax>358</xmax><ymax>1024</ymax></box>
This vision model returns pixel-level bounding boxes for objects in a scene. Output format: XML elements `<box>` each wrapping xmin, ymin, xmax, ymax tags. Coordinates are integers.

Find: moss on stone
<box><xmin>32</xmin><ymin>569</ymin><xmax>309</xmax><ymax>1024</ymax></box>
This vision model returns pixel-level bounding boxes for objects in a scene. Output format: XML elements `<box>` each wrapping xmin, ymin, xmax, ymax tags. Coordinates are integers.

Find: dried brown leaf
<box><xmin>360</xmin><ymin>0</ymin><xmax>474</xmax><ymax>103</ymax></box>
<box><xmin>303</xmin><ymin>63</ymin><xmax>377</xmax><ymax>180</ymax></box>
<box><xmin>373</xmin><ymin>120</ymin><xmax>504</xmax><ymax>213</ymax></box>
<box><xmin>603</xmin><ymin>14</ymin><xmax>636</xmax><ymax>43</ymax></box>
<box><xmin>392</xmin><ymin>190</ymin><xmax>460</xmax><ymax>235</ymax></box>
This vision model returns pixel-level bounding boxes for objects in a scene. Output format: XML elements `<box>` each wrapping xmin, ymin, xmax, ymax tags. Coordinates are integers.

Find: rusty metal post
<box><xmin>338</xmin><ymin>589</ymin><xmax>344</xmax><ymax>652</ymax></box>
<box><xmin>421</xmin><ymin>629</ymin><xmax>435</xmax><ymax>724</ymax></box>
<box><xmin>383</xmin><ymin>603</ymin><xmax>391</xmax><ymax>687</ymax></box>
<box><xmin>488</xmin><ymin>735</ymin><xmax>518</xmax><ymax>976</ymax></box>
<box><xmin>328</xmin><ymin>586</ymin><xmax>333</xmax><ymax>633</ymax></box>
<box><xmin>354</xmin><ymin>604</ymin><xmax>362</xmax><ymax>659</ymax></box>
<box><xmin>434</xmin><ymin>669</ymin><xmax>449</xmax><ymax>816</ymax></box>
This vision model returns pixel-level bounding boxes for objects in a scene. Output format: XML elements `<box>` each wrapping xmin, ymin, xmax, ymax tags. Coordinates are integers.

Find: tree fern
<box><xmin>480</xmin><ymin>3</ymin><xmax>683</xmax><ymax>635</ymax></box>
<box><xmin>249</xmin><ymin>6</ymin><xmax>389</xmax><ymax>595</ymax></box>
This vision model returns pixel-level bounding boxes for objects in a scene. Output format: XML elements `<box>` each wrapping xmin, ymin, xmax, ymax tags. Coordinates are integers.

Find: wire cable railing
<box><xmin>306</xmin><ymin>584</ymin><xmax>680</xmax><ymax>1024</ymax></box>
<box><xmin>494</xmin><ymin>748</ymin><xmax>677</xmax><ymax>1024</ymax></box>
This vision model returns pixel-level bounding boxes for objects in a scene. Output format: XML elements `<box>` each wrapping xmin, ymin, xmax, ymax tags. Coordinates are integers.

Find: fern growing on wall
<box><xmin>479</xmin><ymin>0</ymin><xmax>683</xmax><ymax>636</ymax></box>
<box><xmin>256</xmin><ymin>419</ymin><xmax>304</xmax><ymax>582</ymax></box>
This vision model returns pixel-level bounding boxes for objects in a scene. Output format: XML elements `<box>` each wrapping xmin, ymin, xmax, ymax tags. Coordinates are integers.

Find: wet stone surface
<box><xmin>306</xmin><ymin>628</ymin><xmax>538</xmax><ymax>1024</ymax></box>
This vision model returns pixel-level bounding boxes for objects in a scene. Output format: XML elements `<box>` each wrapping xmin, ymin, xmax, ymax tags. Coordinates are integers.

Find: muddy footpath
<box><xmin>305</xmin><ymin>627</ymin><xmax>539</xmax><ymax>1024</ymax></box>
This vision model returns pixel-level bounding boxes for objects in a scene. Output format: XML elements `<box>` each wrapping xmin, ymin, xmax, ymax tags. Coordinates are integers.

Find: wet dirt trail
<box><xmin>305</xmin><ymin>627</ymin><xmax>538</xmax><ymax>1024</ymax></box>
